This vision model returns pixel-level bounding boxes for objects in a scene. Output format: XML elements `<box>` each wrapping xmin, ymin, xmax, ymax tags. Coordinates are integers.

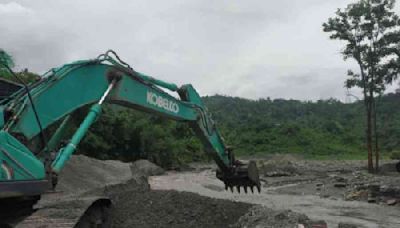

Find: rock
<box><xmin>264</xmin><ymin>171</ymin><xmax>292</xmax><ymax>177</ymax></box>
<box><xmin>316</xmin><ymin>183</ymin><xmax>323</xmax><ymax>187</ymax></box>
<box><xmin>368</xmin><ymin>184</ymin><xmax>380</xmax><ymax>203</ymax></box>
<box><xmin>203</xmin><ymin>184</ymin><xmax>225</xmax><ymax>192</ymax></box>
<box><xmin>232</xmin><ymin>206</ymin><xmax>315</xmax><ymax>228</ymax></box>
<box><xmin>380</xmin><ymin>185</ymin><xmax>389</xmax><ymax>191</ymax></box>
<box><xmin>311</xmin><ymin>220</ymin><xmax>328</xmax><ymax>228</ymax></box>
<box><xmin>338</xmin><ymin>222</ymin><xmax>358</xmax><ymax>228</ymax></box>
<box><xmin>386</xmin><ymin>199</ymin><xmax>397</xmax><ymax>206</ymax></box>
<box><xmin>259</xmin><ymin>158</ymin><xmax>300</xmax><ymax>177</ymax></box>
<box><xmin>130</xmin><ymin>159</ymin><xmax>165</xmax><ymax>177</ymax></box>
<box><xmin>345</xmin><ymin>189</ymin><xmax>370</xmax><ymax>201</ymax></box>
<box><xmin>333</xmin><ymin>176</ymin><xmax>346</xmax><ymax>182</ymax></box>
<box><xmin>368</xmin><ymin>184</ymin><xmax>380</xmax><ymax>194</ymax></box>
<box><xmin>379</xmin><ymin>163</ymin><xmax>398</xmax><ymax>173</ymax></box>
<box><xmin>334</xmin><ymin>182</ymin><xmax>347</xmax><ymax>188</ymax></box>
<box><xmin>379</xmin><ymin>186</ymin><xmax>400</xmax><ymax>198</ymax></box>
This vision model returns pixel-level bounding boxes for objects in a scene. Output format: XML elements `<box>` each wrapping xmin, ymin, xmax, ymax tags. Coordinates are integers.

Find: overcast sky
<box><xmin>0</xmin><ymin>0</ymin><xmax>399</xmax><ymax>101</ymax></box>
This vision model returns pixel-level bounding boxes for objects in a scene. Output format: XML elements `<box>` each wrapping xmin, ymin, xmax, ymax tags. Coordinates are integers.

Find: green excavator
<box><xmin>0</xmin><ymin>50</ymin><xmax>261</xmax><ymax>227</ymax></box>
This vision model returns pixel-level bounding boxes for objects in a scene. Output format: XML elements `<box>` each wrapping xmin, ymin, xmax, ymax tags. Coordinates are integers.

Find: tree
<box><xmin>0</xmin><ymin>49</ymin><xmax>15</xmax><ymax>79</ymax></box>
<box><xmin>323</xmin><ymin>0</ymin><xmax>400</xmax><ymax>172</ymax></box>
<box><xmin>0</xmin><ymin>49</ymin><xmax>39</xmax><ymax>84</ymax></box>
<box><xmin>0</xmin><ymin>49</ymin><xmax>14</xmax><ymax>69</ymax></box>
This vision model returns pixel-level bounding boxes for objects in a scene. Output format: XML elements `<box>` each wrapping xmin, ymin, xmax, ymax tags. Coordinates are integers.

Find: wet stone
<box><xmin>311</xmin><ymin>220</ymin><xmax>328</xmax><ymax>228</ymax></box>
<box><xmin>338</xmin><ymin>222</ymin><xmax>358</xmax><ymax>228</ymax></box>
<box><xmin>333</xmin><ymin>176</ymin><xmax>346</xmax><ymax>182</ymax></box>
<box><xmin>386</xmin><ymin>199</ymin><xmax>397</xmax><ymax>206</ymax></box>
<box><xmin>334</xmin><ymin>182</ymin><xmax>347</xmax><ymax>188</ymax></box>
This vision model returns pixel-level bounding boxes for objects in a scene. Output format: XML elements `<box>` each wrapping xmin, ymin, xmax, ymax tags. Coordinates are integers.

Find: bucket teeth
<box><xmin>217</xmin><ymin>160</ymin><xmax>261</xmax><ymax>194</ymax></box>
<box><xmin>223</xmin><ymin>184</ymin><xmax>261</xmax><ymax>194</ymax></box>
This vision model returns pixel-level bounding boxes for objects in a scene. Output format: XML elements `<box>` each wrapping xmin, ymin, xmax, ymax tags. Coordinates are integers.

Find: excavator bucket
<box><xmin>216</xmin><ymin>160</ymin><xmax>261</xmax><ymax>193</ymax></box>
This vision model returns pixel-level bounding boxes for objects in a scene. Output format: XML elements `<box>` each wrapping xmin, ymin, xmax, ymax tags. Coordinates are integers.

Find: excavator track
<box><xmin>5</xmin><ymin>193</ymin><xmax>111</xmax><ymax>228</ymax></box>
<box><xmin>0</xmin><ymin>196</ymin><xmax>40</xmax><ymax>225</ymax></box>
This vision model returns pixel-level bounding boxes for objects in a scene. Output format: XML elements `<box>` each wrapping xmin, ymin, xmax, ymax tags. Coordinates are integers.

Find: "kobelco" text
<box><xmin>146</xmin><ymin>91</ymin><xmax>179</xmax><ymax>114</ymax></box>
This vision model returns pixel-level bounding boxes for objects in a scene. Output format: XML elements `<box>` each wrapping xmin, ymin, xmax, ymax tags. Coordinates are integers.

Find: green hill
<box><xmin>202</xmin><ymin>93</ymin><xmax>400</xmax><ymax>159</ymax></box>
<box><xmin>76</xmin><ymin>92</ymin><xmax>400</xmax><ymax>168</ymax></box>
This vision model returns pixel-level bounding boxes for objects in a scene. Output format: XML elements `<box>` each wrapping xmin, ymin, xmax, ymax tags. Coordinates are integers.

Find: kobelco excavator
<box><xmin>0</xmin><ymin>50</ymin><xmax>260</xmax><ymax>227</ymax></box>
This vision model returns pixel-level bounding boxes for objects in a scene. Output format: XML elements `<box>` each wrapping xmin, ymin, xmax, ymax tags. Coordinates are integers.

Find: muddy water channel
<box><xmin>150</xmin><ymin>161</ymin><xmax>400</xmax><ymax>228</ymax></box>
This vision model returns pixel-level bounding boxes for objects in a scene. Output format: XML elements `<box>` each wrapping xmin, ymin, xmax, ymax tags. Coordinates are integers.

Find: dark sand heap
<box><xmin>59</xmin><ymin>155</ymin><xmax>316</xmax><ymax>228</ymax></box>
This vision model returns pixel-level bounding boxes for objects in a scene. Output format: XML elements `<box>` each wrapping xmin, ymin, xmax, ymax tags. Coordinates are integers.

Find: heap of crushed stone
<box><xmin>233</xmin><ymin>205</ymin><xmax>317</xmax><ymax>228</ymax></box>
<box><xmin>57</xmin><ymin>155</ymin><xmax>315</xmax><ymax>228</ymax></box>
<box><xmin>57</xmin><ymin>155</ymin><xmax>132</xmax><ymax>194</ymax></box>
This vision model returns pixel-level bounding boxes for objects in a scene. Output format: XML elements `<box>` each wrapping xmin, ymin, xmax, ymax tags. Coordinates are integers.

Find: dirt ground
<box><xmin>150</xmin><ymin>155</ymin><xmax>400</xmax><ymax>228</ymax></box>
<box><xmin>16</xmin><ymin>155</ymin><xmax>400</xmax><ymax>227</ymax></box>
<box><xmin>50</xmin><ymin>155</ymin><xmax>316</xmax><ymax>228</ymax></box>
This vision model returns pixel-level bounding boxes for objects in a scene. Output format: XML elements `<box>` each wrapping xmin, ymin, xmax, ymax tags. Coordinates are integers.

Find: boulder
<box><xmin>386</xmin><ymin>199</ymin><xmax>397</xmax><ymax>206</ymax></box>
<box><xmin>130</xmin><ymin>159</ymin><xmax>165</xmax><ymax>177</ymax></box>
<box><xmin>334</xmin><ymin>182</ymin><xmax>347</xmax><ymax>188</ymax></box>
<box><xmin>338</xmin><ymin>222</ymin><xmax>358</xmax><ymax>228</ymax></box>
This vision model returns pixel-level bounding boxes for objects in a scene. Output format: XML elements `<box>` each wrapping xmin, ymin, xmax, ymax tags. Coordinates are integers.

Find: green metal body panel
<box><xmin>0</xmin><ymin>107</ymin><xmax>4</xmax><ymax>129</ymax></box>
<box><xmin>0</xmin><ymin>57</ymin><xmax>231</xmax><ymax>186</ymax></box>
<box><xmin>0</xmin><ymin>131</ymin><xmax>45</xmax><ymax>181</ymax></box>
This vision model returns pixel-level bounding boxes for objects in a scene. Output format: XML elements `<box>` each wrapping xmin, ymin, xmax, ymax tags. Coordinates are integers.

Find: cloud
<box><xmin>0</xmin><ymin>0</ymin><xmax>396</xmax><ymax>101</ymax></box>
<box><xmin>0</xmin><ymin>2</ymin><xmax>32</xmax><ymax>14</ymax></box>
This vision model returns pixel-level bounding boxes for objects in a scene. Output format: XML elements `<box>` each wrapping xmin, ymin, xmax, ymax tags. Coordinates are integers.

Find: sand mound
<box><xmin>57</xmin><ymin>155</ymin><xmax>132</xmax><ymax>194</ymax></box>
<box><xmin>56</xmin><ymin>155</ymin><xmax>315</xmax><ymax>227</ymax></box>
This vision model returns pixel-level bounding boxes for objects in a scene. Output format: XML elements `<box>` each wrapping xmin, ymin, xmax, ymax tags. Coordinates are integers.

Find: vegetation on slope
<box><xmin>203</xmin><ymin>94</ymin><xmax>400</xmax><ymax>159</ymax></box>
<box><xmin>77</xmin><ymin>93</ymin><xmax>400</xmax><ymax>168</ymax></box>
<box><xmin>1</xmin><ymin>46</ymin><xmax>399</xmax><ymax>168</ymax></box>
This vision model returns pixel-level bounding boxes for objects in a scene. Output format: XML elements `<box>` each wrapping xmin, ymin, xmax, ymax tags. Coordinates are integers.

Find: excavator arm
<box><xmin>0</xmin><ymin>51</ymin><xmax>260</xmax><ymax>199</ymax></box>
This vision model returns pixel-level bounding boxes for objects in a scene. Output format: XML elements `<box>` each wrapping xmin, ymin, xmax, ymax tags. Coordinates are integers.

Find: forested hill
<box><xmin>202</xmin><ymin>93</ymin><xmax>400</xmax><ymax>158</ymax></box>
<box><xmin>72</xmin><ymin>92</ymin><xmax>400</xmax><ymax>168</ymax></box>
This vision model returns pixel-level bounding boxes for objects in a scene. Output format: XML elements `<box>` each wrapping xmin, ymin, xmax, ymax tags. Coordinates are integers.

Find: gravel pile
<box><xmin>232</xmin><ymin>206</ymin><xmax>317</xmax><ymax>228</ymax></box>
<box><xmin>108</xmin><ymin>183</ymin><xmax>252</xmax><ymax>228</ymax></box>
<box><xmin>57</xmin><ymin>155</ymin><xmax>132</xmax><ymax>194</ymax></box>
<box><xmin>57</xmin><ymin>155</ymin><xmax>317</xmax><ymax>227</ymax></box>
